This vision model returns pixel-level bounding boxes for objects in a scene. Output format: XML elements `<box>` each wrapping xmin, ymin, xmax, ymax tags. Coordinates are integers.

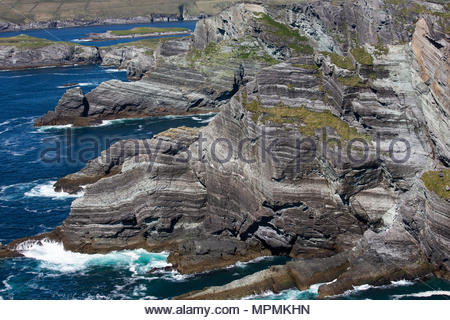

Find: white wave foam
<box><xmin>0</xmin><ymin>128</ymin><xmax>10</xmax><ymax>135</ymax></box>
<box><xmin>243</xmin><ymin>290</ymin><xmax>278</xmax><ymax>299</ymax></box>
<box><xmin>36</xmin><ymin>124</ymin><xmax>73</xmax><ymax>132</ymax></box>
<box><xmin>3</xmin><ymin>74</ymin><xmax>34</xmax><ymax>79</ymax></box>
<box><xmin>104</xmin><ymin>68</ymin><xmax>125</xmax><ymax>73</ymax></box>
<box><xmin>352</xmin><ymin>284</ymin><xmax>373</xmax><ymax>291</ymax></box>
<box><xmin>36</xmin><ymin>117</ymin><xmax>144</xmax><ymax>131</ymax></box>
<box><xmin>192</xmin><ymin>117</ymin><xmax>202</xmax><ymax>121</ymax></box>
<box><xmin>94</xmin><ymin>117</ymin><xmax>147</xmax><ymax>127</ymax></box>
<box><xmin>163</xmin><ymin>271</ymin><xmax>194</xmax><ymax>282</ymax></box>
<box><xmin>132</xmin><ymin>284</ymin><xmax>147</xmax><ymax>296</ymax></box>
<box><xmin>24</xmin><ymin>180</ymin><xmax>84</xmax><ymax>199</ymax></box>
<box><xmin>228</xmin><ymin>256</ymin><xmax>273</xmax><ymax>269</ymax></box>
<box><xmin>338</xmin><ymin>279</ymin><xmax>416</xmax><ymax>297</ymax></box>
<box><xmin>244</xmin><ymin>283</ymin><xmax>322</xmax><ymax>300</ymax></box>
<box><xmin>163</xmin><ymin>114</ymin><xmax>187</xmax><ymax>119</ymax></box>
<box><xmin>0</xmin><ymin>275</ymin><xmax>13</xmax><ymax>293</ymax></box>
<box><xmin>0</xmin><ymin>120</ymin><xmax>11</xmax><ymax>127</ymax></box>
<box><xmin>17</xmin><ymin>240</ymin><xmax>170</xmax><ymax>273</ymax></box>
<box><xmin>200</xmin><ymin>117</ymin><xmax>214</xmax><ymax>123</ymax></box>
<box><xmin>95</xmin><ymin>120</ymin><xmax>114</xmax><ymax>127</ymax></box>
<box><xmin>72</xmin><ymin>39</ymin><xmax>92</xmax><ymax>42</ymax></box>
<box><xmin>197</xmin><ymin>112</ymin><xmax>217</xmax><ymax>116</ymax></box>
<box><xmin>56</xmin><ymin>82</ymin><xmax>97</xmax><ymax>88</ymax></box>
<box><xmin>390</xmin><ymin>279</ymin><xmax>415</xmax><ymax>286</ymax></box>
<box><xmin>36</xmin><ymin>66</ymin><xmax>54</xmax><ymax>69</ymax></box>
<box><xmin>392</xmin><ymin>291</ymin><xmax>450</xmax><ymax>299</ymax></box>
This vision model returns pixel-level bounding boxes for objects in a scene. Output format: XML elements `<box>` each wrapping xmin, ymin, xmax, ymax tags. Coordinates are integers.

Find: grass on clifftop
<box><xmin>350</xmin><ymin>46</ymin><xmax>374</xmax><ymax>65</ymax></box>
<box><xmin>187</xmin><ymin>40</ymin><xmax>279</xmax><ymax>68</ymax></box>
<box><xmin>385</xmin><ymin>0</ymin><xmax>450</xmax><ymax>33</ymax></box>
<box><xmin>108</xmin><ymin>36</ymin><xmax>191</xmax><ymax>55</ymax></box>
<box><xmin>255</xmin><ymin>12</ymin><xmax>313</xmax><ymax>56</ymax></box>
<box><xmin>338</xmin><ymin>75</ymin><xmax>368</xmax><ymax>88</ymax></box>
<box><xmin>421</xmin><ymin>169</ymin><xmax>450</xmax><ymax>200</ymax></box>
<box><xmin>110</xmin><ymin>27</ymin><xmax>190</xmax><ymax>36</ymax></box>
<box><xmin>0</xmin><ymin>34</ymin><xmax>73</xmax><ymax>49</ymax></box>
<box><xmin>322</xmin><ymin>52</ymin><xmax>355</xmax><ymax>70</ymax></box>
<box><xmin>374</xmin><ymin>37</ymin><xmax>389</xmax><ymax>57</ymax></box>
<box><xmin>242</xmin><ymin>89</ymin><xmax>370</xmax><ymax>142</ymax></box>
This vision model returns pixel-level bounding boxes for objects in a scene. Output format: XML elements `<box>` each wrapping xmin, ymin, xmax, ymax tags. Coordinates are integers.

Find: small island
<box><xmin>85</xmin><ymin>26</ymin><xmax>192</xmax><ymax>41</ymax></box>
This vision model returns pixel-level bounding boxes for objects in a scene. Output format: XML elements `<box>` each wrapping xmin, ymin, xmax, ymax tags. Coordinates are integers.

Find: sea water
<box><xmin>0</xmin><ymin>25</ymin><xmax>449</xmax><ymax>300</ymax></box>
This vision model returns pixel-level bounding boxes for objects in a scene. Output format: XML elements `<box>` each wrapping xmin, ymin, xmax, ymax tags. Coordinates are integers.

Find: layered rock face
<box><xmin>411</xmin><ymin>17</ymin><xmax>449</xmax><ymax>165</ymax></box>
<box><xmin>0</xmin><ymin>36</ymin><xmax>101</xmax><ymax>69</ymax></box>
<box><xmin>17</xmin><ymin>1</ymin><xmax>450</xmax><ymax>298</ymax></box>
<box><xmin>99</xmin><ymin>46</ymin><xmax>157</xmax><ymax>80</ymax></box>
<box><xmin>34</xmin><ymin>5</ymin><xmax>284</xmax><ymax>127</ymax></box>
<box><xmin>0</xmin><ymin>17</ymin><xmax>158</xmax><ymax>33</ymax></box>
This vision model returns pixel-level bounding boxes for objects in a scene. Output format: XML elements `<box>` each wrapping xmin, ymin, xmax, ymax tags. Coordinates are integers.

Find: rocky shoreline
<box><xmin>3</xmin><ymin>1</ymin><xmax>450</xmax><ymax>300</ymax></box>
<box><xmin>0</xmin><ymin>16</ymin><xmax>201</xmax><ymax>33</ymax></box>
<box><xmin>85</xmin><ymin>30</ymin><xmax>192</xmax><ymax>42</ymax></box>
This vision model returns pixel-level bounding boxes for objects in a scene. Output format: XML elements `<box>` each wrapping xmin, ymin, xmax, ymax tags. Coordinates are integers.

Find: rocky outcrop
<box><xmin>0</xmin><ymin>16</ymin><xmax>194</xmax><ymax>33</ymax></box>
<box><xmin>15</xmin><ymin>1</ymin><xmax>450</xmax><ymax>299</ymax></box>
<box><xmin>99</xmin><ymin>46</ymin><xmax>156</xmax><ymax>80</ymax></box>
<box><xmin>176</xmin><ymin>264</ymin><xmax>296</xmax><ymax>299</ymax></box>
<box><xmin>34</xmin><ymin>9</ymin><xmax>281</xmax><ymax>127</ymax></box>
<box><xmin>0</xmin><ymin>243</ymin><xmax>22</xmax><ymax>259</ymax></box>
<box><xmin>176</xmin><ymin>253</ymin><xmax>350</xmax><ymax>299</ymax></box>
<box><xmin>86</xmin><ymin>30</ymin><xmax>191</xmax><ymax>42</ymax></box>
<box><xmin>193</xmin><ymin>3</ymin><xmax>265</xmax><ymax>50</ymax></box>
<box><xmin>44</xmin><ymin>38</ymin><xmax>448</xmax><ymax>292</ymax></box>
<box><xmin>0</xmin><ymin>35</ymin><xmax>101</xmax><ymax>70</ymax></box>
<box><xmin>34</xmin><ymin>87</ymin><xmax>92</xmax><ymax>127</ymax></box>
<box><xmin>411</xmin><ymin>17</ymin><xmax>449</xmax><ymax>165</ymax></box>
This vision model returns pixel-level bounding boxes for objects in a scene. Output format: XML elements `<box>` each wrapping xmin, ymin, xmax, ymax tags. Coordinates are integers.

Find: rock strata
<box><xmin>35</xmin><ymin>6</ymin><xmax>284</xmax><ymax>127</ymax></box>
<box><xmin>0</xmin><ymin>35</ymin><xmax>101</xmax><ymax>70</ymax></box>
<box><xmin>99</xmin><ymin>46</ymin><xmax>156</xmax><ymax>80</ymax></box>
<box><xmin>11</xmin><ymin>1</ymin><xmax>450</xmax><ymax>299</ymax></box>
<box><xmin>0</xmin><ymin>16</ymin><xmax>196</xmax><ymax>33</ymax></box>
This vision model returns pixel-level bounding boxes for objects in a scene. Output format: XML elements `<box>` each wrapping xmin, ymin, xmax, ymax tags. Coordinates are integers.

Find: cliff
<box><xmin>35</xmin><ymin>4</ymin><xmax>287</xmax><ymax>127</ymax></box>
<box><xmin>9</xmin><ymin>1</ymin><xmax>450</xmax><ymax>299</ymax></box>
<box><xmin>0</xmin><ymin>35</ymin><xmax>101</xmax><ymax>70</ymax></box>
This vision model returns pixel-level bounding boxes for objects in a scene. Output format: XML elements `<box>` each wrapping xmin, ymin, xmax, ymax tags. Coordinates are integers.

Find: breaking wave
<box><xmin>245</xmin><ymin>283</ymin><xmax>323</xmax><ymax>300</ymax></box>
<box><xmin>230</xmin><ymin>256</ymin><xmax>274</xmax><ymax>269</ymax></box>
<box><xmin>391</xmin><ymin>291</ymin><xmax>450</xmax><ymax>299</ymax></box>
<box><xmin>104</xmin><ymin>68</ymin><xmax>126</xmax><ymax>73</ymax></box>
<box><xmin>24</xmin><ymin>180</ymin><xmax>84</xmax><ymax>199</ymax></box>
<box><xmin>200</xmin><ymin>117</ymin><xmax>214</xmax><ymax>123</ymax></box>
<box><xmin>35</xmin><ymin>124</ymin><xmax>73</xmax><ymax>132</ymax></box>
<box><xmin>16</xmin><ymin>240</ymin><xmax>170</xmax><ymax>274</ymax></box>
<box><xmin>56</xmin><ymin>82</ymin><xmax>97</xmax><ymax>89</ymax></box>
<box><xmin>341</xmin><ymin>279</ymin><xmax>416</xmax><ymax>296</ymax></box>
<box><xmin>0</xmin><ymin>180</ymin><xmax>82</xmax><ymax>201</ymax></box>
<box><xmin>71</xmin><ymin>39</ymin><xmax>92</xmax><ymax>42</ymax></box>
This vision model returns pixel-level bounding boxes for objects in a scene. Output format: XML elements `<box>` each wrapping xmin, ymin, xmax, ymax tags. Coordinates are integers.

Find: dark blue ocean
<box><xmin>0</xmin><ymin>20</ymin><xmax>196</xmax><ymax>47</ymax></box>
<box><xmin>0</xmin><ymin>24</ymin><xmax>449</xmax><ymax>300</ymax></box>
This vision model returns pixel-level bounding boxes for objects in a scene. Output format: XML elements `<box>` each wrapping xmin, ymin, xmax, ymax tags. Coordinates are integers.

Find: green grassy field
<box><xmin>0</xmin><ymin>34</ymin><xmax>75</xmax><ymax>49</ymax></box>
<box><xmin>0</xmin><ymin>0</ymin><xmax>306</xmax><ymax>24</ymax></box>
<box><xmin>422</xmin><ymin>169</ymin><xmax>450</xmax><ymax>200</ymax></box>
<box><xmin>110</xmin><ymin>27</ymin><xmax>189</xmax><ymax>36</ymax></box>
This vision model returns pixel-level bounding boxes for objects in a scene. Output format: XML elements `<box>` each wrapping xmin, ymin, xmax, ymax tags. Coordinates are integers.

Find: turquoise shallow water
<box><xmin>0</xmin><ymin>25</ymin><xmax>449</xmax><ymax>300</ymax></box>
<box><xmin>250</xmin><ymin>278</ymin><xmax>450</xmax><ymax>300</ymax></box>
